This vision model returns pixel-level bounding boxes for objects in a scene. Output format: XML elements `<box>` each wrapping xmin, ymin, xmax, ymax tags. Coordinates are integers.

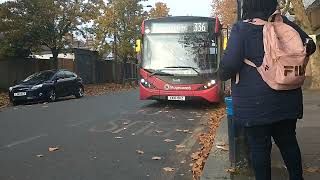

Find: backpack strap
<box><xmin>243</xmin><ymin>18</ymin><xmax>267</xmax><ymax>26</ymax></box>
<box><xmin>244</xmin><ymin>59</ymin><xmax>257</xmax><ymax>67</ymax></box>
<box><xmin>235</xmin><ymin>59</ymin><xmax>257</xmax><ymax>84</ymax></box>
<box><xmin>268</xmin><ymin>10</ymin><xmax>283</xmax><ymax>23</ymax></box>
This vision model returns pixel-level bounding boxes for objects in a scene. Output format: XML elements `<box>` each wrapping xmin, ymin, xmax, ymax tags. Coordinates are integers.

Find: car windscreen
<box><xmin>142</xmin><ymin>33</ymin><xmax>218</xmax><ymax>76</ymax></box>
<box><xmin>23</xmin><ymin>71</ymin><xmax>55</xmax><ymax>83</ymax></box>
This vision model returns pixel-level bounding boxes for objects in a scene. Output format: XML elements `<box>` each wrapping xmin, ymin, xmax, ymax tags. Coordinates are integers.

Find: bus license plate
<box><xmin>14</xmin><ymin>92</ymin><xmax>27</xmax><ymax>97</ymax></box>
<box><xmin>168</xmin><ymin>96</ymin><xmax>185</xmax><ymax>101</ymax></box>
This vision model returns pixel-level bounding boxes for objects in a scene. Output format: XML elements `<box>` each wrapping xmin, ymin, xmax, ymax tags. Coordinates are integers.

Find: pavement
<box><xmin>201</xmin><ymin>90</ymin><xmax>320</xmax><ymax>180</ymax></box>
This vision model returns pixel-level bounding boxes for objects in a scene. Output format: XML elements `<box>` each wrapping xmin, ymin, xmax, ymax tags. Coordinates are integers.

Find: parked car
<box><xmin>8</xmin><ymin>69</ymin><xmax>84</xmax><ymax>105</ymax></box>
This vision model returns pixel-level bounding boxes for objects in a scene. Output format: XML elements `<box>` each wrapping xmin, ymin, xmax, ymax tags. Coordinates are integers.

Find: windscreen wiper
<box><xmin>164</xmin><ymin>66</ymin><xmax>200</xmax><ymax>75</ymax></box>
<box><xmin>149</xmin><ymin>70</ymin><xmax>174</xmax><ymax>77</ymax></box>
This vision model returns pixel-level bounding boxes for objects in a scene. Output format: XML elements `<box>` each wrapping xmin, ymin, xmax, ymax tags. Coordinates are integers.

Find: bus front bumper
<box><xmin>140</xmin><ymin>84</ymin><xmax>221</xmax><ymax>103</ymax></box>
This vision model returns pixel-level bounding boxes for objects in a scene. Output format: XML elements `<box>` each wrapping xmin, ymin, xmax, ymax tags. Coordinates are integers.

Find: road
<box><xmin>0</xmin><ymin>89</ymin><xmax>216</xmax><ymax>180</ymax></box>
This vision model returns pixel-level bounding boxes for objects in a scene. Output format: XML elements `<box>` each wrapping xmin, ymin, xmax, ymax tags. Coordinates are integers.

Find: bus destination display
<box><xmin>149</xmin><ymin>22</ymin><xmax>208</xmax><ymax>34</ymax></box>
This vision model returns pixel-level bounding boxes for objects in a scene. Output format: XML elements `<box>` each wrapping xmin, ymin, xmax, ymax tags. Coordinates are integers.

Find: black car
<box><xmin>8</xmin><ymin>69</ymin><xmax>84</xmax><ymax>105</ymax></box>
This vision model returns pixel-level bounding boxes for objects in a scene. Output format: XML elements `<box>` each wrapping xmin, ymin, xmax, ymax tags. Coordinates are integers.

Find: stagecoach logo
<box><xmin>164</xmin><ymin>84</ymin><xmax>170</xmax><ymax>90</ymax></box>
<box><xmin>164</xmin><ymin>84</ymin><xmax>192</xmax><ymax>91</ymax></box>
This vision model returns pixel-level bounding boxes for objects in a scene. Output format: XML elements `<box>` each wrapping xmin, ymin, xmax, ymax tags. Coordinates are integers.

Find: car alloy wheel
<box><xmin>48</xmin><ymin>89</ymin><xmax>56</xmax><ymax>102</ymax></box>
<box><xmin>75</xmin><ymin>86</ymin><xmax>84</xmax><ymax>98</ymax></box>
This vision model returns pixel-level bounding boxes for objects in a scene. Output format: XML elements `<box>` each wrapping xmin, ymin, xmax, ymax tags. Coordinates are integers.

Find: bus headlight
<box><xmin>198</xmin><ymin>80</ymin><xmax>217</xmax><ymax>90</ymax></box>
<box><xmin>140</xmin><ymin>78</ymin><xmax>156</xmax><ymax>89</ymax></box>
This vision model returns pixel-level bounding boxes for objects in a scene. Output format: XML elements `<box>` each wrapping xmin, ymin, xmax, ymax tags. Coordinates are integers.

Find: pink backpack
<box><xmin>236</xmin><ymin>12</ymin><xmax>308</xmax><ymax>90</ymax></box>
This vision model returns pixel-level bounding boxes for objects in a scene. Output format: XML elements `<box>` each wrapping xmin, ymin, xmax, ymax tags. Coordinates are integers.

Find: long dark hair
<box><xmin>242</xmin><ymin>0</ymin><xmax>278</xmax><ymax>20</ymax></box>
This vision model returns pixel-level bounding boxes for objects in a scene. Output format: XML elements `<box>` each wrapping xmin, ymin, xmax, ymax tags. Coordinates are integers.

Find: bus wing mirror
<box><xmin>135</xmin><ymin>39</ymin><xmax>141</xmax><ymax>53</ymax></box>
<box><xmin>223</xmin><ymin>37</ymin><xmax>228</xmax><ymax>50</ymax></box>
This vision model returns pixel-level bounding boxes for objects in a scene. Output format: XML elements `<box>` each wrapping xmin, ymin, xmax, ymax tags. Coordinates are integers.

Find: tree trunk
<box><xmin>310</xmin><ymin>46</ymin><xmax>320</xmax><ymax>89</ymax></box>
<box><xmin>291</xmin><ymin>0</ymin><xmax>320</xmax><ymax>89</ymax></box>
<box><xmin>291</xmin><ymin>0</ymin><xmax>313</xmax><ymax>33</ymax></box>
<box><xmin>113</xmin><ymin>32</ymin><xmax>118</xmax><ymax>62</ymax></box>
<box><xmin>52</xmin><ymin>48</ymin><xmax>59</xmax><ymax>69</ymax></box>
<box><xmin>122</xmin><ymin>56</ymin><xmax>127</xmax><ymax>85</ymax></box>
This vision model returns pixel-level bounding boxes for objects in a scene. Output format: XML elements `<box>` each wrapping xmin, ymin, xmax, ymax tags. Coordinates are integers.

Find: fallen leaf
<box><xmin>136</xmin><ymin>150</ymin><xmax>144</xmax><ymax>154</ymax></box>
<box><xmin>176</xmin><ymin>144</ymin><xmax>186</xmax><ymax>148</ymax></box>
<box><xmin>176</xmin><ymin>149</ymin><xmax>184</xmax><ymax>153</ymax></box>
<box><xmin>225</xmin><ymin>168</ymin><xmax>236</xmax><ymax>173</ymax></box>
<box><xmin>48</xmin><ymin>147</ymin><xmax>59</xmax><ymax>152</ymax></box>
<box><xmin>216</xmin><ymin>145</ymin><xmax>229</xmax><ymax>151</ymax></box>
<box><xmin>191</xmin><ymin>152</ymin><xmax>201</xmax><ymax>160</ymax></box>
<box><xmin>216</xmin><ymin>142</ymin><xmax>226</xmax><ymax>146</ymax></box>
<box><xmin>152</xmin><ymin>156</ymin><xmax>162</xmax><ymax>160</ymax></box>
<box><xmin>163</xmin><ymin>167</ymin><xmax>175</xmax><ymax>172</ymax></box>
<box><xmin>304</xmin><ymin>167</ymin><xmax>320</xmax><ymax>173</ymax></box>
<box><xmin>36</xmin><ymin>154</ymin><xmax>44</xmax><ymax>158</ymax></box>
<box><xmin>164</xmin><ymin>139</ymin><xmax>175</xmax><ymax>143</ymax></box>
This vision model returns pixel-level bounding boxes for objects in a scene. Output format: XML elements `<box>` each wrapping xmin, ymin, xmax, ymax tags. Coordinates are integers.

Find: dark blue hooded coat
<box><xmin>218</xmin><ymin>17</ymin><xmax>316</xmax><ymax>127</ymax></box>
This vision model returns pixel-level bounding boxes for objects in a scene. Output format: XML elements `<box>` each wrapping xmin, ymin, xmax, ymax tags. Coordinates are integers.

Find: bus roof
<box><xmin>145</xmin><ymin>16</ymin><xmax>217</xmax><ymax>23</ymax></box>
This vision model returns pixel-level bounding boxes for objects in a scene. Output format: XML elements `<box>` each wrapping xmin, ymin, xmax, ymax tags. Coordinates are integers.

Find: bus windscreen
<box><xmin>142</xmin><ymin>26</ymin><xmax>218</xmax><ymax>77</ymax></box>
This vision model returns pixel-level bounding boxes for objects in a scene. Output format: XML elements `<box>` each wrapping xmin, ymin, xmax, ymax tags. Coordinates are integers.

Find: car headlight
<box><xmin>9</xmin><ymin>87</ymin><xmax>13</xmax><ymax>92</ymax></box>
<box><xmin>31</xmin><ymin>84</ymin><xmax>43</xmax><ymax>90</ymax></box>
<box><xmin>198</xmin><ymin>80</ymin><xmax>217</xmax><ymax>90</ymax></box>
<box><xmin>140</xmin><ymin>78</ymin><xmax>156</xmax><ymax>89</ymax></box>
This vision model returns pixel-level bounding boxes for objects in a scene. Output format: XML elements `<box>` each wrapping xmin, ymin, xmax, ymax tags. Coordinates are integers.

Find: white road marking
<box><xmin>133</xmin><ymin>124</ymin><xmax>154</xmax><ymax>135</ymax></box>
<box><xmin>112</xmin><ymin>121</ymin><xmax>140</xmax><ymax>134</ymax></box>
<box><xmin>5</xmin><ymin>134</ymin><xmax>48</xmax><ymax>148</ymax></box>
<box><xmin>89</xmin><ymin>120</ymin><xmax>124</xmax><ymax>133</ymax></box>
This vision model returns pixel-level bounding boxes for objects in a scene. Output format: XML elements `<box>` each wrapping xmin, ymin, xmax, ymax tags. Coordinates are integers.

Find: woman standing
<box><xmin>218</xmin><ymin>0</ymin><xmax>316</xmax><ymax>180</ymax></box>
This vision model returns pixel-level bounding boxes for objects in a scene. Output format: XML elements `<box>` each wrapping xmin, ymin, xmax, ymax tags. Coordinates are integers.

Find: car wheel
<box><xmin>48</xmin><ymin>89</ymin><xmax>56</xmax><ymax>102</ymax></box>
<box><xmin>12</xmin><ymin>101</ymin><xmax>19</xmax><ymax>106</ymax></box>
<box><xmin>75</xmin><ymin>86</ymin><xmax>84</xmax><ymax>98</ymax></box>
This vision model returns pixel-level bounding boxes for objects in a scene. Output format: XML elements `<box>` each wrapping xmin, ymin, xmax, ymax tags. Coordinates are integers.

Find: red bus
<box><xmin>137</xmin><ymin>16</ymin><xmax>224</xmax><ymax>103</ymax></box>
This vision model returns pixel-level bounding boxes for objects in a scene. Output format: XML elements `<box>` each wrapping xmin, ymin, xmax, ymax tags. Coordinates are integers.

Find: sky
<box><xmin>0</xmin><ymin>0</ymin><xmax>213</xmax><ymax>17</ymax></box>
